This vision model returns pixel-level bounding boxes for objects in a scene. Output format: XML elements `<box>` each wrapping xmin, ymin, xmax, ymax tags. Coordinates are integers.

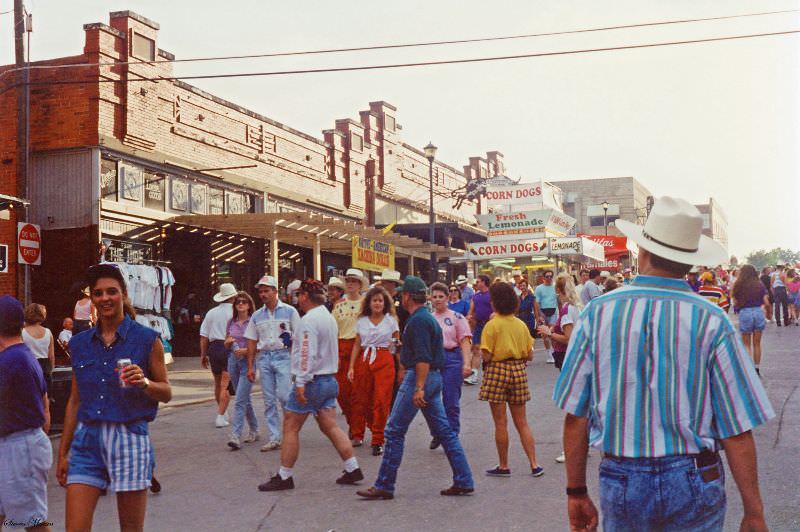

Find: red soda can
<box><xmin>117</xmin><ymin>358</ymin><xmax>132</xmax><ymax>388</ymax></box>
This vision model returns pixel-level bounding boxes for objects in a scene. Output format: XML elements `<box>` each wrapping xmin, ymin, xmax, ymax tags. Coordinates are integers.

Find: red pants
<box><xmin>350</xmin><ymin>348</ymin><xmax>396</xmax><ymax>445</ymax></box>
<box><xmin>336</xmin><ymin>338</ymin><xmax>356</xmax><ymax>425</ymax></box>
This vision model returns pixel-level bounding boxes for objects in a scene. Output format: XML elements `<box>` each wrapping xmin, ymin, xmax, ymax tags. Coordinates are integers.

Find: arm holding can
<box><xmin>120</xmin><ymin>337</ymin><xmax>172</xmax><ymax>403</ymax></box>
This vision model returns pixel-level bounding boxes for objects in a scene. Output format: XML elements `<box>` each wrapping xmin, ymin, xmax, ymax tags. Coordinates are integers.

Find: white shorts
<box><xmin>0</xmin><ymin>428</ymin><xmax>52</xmax><ymax>527</ymax></box>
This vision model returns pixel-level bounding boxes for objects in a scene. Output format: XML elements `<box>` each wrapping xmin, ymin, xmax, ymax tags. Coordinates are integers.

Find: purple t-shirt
<box><xmin>0</xmin><ymin>343</ymin><xmax>46</xmax><ymax>436</ymax></box>
<box><xmin>736</xmin><ymin>284</ymin><xmax>767</xmax><ymax>311</ymax></box>
<box><xmin>227</xmin><ymin>317</ymin><xmax>251</xmax><ymax>351</ymax></box>
<box><xmin>472</xmin><ymin>290</ymin><xmax>492</xmax><ymax>322</ymax></box>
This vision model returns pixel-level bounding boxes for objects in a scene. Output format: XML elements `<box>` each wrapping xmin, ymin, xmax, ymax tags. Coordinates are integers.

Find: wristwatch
<box><xmin>141</xmin><ymin>377</ymin><xmax>151</xmax><ymax>390</ymax></box>
<box><xmin>566</xmin><ymin>486</ymin><xmax>588</xmax><ymax>496</ymax></box>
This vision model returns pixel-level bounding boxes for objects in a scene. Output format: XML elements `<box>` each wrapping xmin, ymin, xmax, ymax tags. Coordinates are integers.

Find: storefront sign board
<box><xmin>352</xmin><ymin>236</ymin><xmax>395</xmax><ymax>273</ymax></box>
<box><xmin>144</xmin><ymin>172</ymin><xmax>165</xmax><ymax>211</ymax></box>
<box><xmin>476</xmin><ymin>209</ymin><xmax>576</xmax><ymax>240</ymax></box>
<box><xmin>548</xmin><ymin>237</ymin><xmax>605</xmax><ymax>261</ymax></box>
<box><xmin>466</xmin><ymin>238</ymin><xmax>549</xmax><ymax>260</ymax></box>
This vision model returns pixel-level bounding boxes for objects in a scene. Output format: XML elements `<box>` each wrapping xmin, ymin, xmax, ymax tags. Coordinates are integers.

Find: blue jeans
<box><xmin>441</xmin><ymin>349</ymin><xmax>464</xmax><ymax>434</ymax></box>
<box><xmin>257</xmin><ymin>349</ymin><xmax>292</xmax><ymax>442</ymax></box>
<box><xmin>599</xmin><ymin>455</ymin><xmax>726</xmax><ymax>531</ymax></box>
<box><xmin>228</xmin><ymin>354</ymin><xmax>258</xmax><ymax>439</ymax></box>
<box><xmin>375</xmin><ymin>369</ymin><xmax>473</xmax><ymax>494</ymax></box>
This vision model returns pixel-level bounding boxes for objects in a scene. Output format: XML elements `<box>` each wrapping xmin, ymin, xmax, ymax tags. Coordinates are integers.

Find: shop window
<box><xmin>131</xmin><ymin>32</ymin><xmax>156</xmax><ymax>62</ymax></box>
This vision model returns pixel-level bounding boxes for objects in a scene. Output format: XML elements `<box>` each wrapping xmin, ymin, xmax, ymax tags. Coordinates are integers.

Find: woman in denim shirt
<box><xmin>225</xmin><ymin>291</ymin><xmax>258</xmax><ymax>450</ymax></box>
<box><xmin>57</xmin><ymin>264</ymin><xmax>172</xmax><ymax>531</ymax></box>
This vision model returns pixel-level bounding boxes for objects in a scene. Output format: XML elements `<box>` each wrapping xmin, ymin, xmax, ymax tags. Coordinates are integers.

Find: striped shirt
<box><xmin>553</xmin><ymin>274</ymin><xmax>774</xmax><ymax>458</ymax></box>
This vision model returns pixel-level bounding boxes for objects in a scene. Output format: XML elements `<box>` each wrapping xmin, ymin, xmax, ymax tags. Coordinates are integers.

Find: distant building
<box><xmin>694</xmin><ymin>198</ymin><xmax>729</xmax><ymax>252</ymax></box>
<box><xmin>548</xmin><ymin>176</ymin><xmax>653</xmax><ymax>237</ymax></box>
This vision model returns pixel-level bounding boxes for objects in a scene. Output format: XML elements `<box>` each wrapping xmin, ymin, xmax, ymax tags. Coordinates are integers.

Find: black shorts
<box><xmin>553</xmin><ymin>351</ymin><xmax>566</xmax><ymax>370</ymax></box>
<box><xmin>208</xmin><ymin>341</ymin><xmax>229</xmax><ymax>376</ymax></box>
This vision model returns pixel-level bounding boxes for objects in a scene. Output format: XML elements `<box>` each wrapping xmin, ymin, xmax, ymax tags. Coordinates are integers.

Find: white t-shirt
<box><xmin>199</xmin><ymin>303</ymin><xmax>233</xmax><ymax>341</ymax></box>
<box><xmin>22</xmin><ymin>328</ymin><xmax>52</xmax><ymax>360</ymax></box>
<box><xmin>58</xmin><ymin>329</ymin><xmax>73</xmax><ymax>345</ymax></box>
<box><xmin>559</xmin><ymin>304</ymin><xmax>582</xmax><ymax>329</ymax></box>
<box><xmin>356</xmin><ymin>315</ymin><xmax>398</xmax><ymax>348</ymax></box>
<box><xmin>291</xmin><ymin>305</ymin><xmax>339</xmax><ymax>386</ymax></box>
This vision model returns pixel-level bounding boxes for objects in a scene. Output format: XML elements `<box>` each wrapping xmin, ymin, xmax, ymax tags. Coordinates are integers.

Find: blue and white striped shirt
<box><xmin>553</xmin><ymin>275</ymin><xmax>774</xmax><ymax>458</ymax></box>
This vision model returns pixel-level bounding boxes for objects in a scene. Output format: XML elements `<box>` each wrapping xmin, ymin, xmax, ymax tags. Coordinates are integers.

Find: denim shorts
<box><xmin>67</xmin><ymin>421</ymin><xmax>154</xmax><ymax>492</ymax></box>
<box><xmin>738</xmin><ymin>307</ymin><xmax>766</xmax><ymax>333</ymax></box>
<box><xmin>0</xmin><ymin>428</ymin><xmax>52</xmax><ymax>526</ymax></box>
<box><xmin>285</xmin><ymin>375</ymin><xmax>338</xmax><ymax>415</ymax></box>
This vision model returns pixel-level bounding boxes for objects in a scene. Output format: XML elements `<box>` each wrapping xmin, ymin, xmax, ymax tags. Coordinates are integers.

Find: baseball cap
<box><xmin>254</xmin><ymin>275</ymin><xmax>279</xmax><ymax>289</ymax></box>
<box><xmin>396</xmin><ymin>275</ymin><xmax>427</xmax><ymax>294</ymax></box>
<box><xmin>0</xmin><ymin>295</ymin><xmax>25</xmax><ymax>334</ymax></box>
<box><xmin>700</xmin><ymin>271</ymin><xmax>714</xmax><ymax>282</ymax></box>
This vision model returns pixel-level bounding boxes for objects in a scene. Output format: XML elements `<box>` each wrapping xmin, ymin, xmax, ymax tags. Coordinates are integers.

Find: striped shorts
<box><xmin>478</xmin><ymin>359</ymin><xmax>531</xmax><ymax>404</ymax></box>
<box><xmin>67</xmin><ymin>421</ymin><xmax>154</xmax><ymax>492</ymax></box>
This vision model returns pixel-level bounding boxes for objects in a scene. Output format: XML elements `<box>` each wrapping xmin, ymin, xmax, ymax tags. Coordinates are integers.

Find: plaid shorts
<box><xmin>478</xmin><ymin>359</ymin><xmax>530</xmax><ymax>404</ymax></box>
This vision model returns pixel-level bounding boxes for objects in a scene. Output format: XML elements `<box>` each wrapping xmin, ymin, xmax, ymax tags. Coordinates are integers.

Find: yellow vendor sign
<box><xmin>352</xmin><ymin>236</ymin><xmax>395</xmax><ymax>273</ymax></box>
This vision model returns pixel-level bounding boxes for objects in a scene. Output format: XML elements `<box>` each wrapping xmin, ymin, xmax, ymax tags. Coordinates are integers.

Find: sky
<box><xmin>2</xmin><ymin>0</ymin><xmax>799</xmax><ymax>259</ymax></box>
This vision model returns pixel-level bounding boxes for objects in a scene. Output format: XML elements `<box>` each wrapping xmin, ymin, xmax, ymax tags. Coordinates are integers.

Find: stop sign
<box><xmin>17</xmin><ymin>222</ymin><xmax>42</xmax><ymax>266</ymax></box>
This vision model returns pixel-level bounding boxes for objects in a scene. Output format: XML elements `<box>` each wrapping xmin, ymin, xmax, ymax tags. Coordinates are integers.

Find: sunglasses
<box><xmin>235</xmin><ymin>299</ymin><xmax>250</xmax><ymax>305</ymax></box>
<box><xmin>544</xmin><ymin>275</ymin><xmax>553</xmax><ymax>278</ymax></box>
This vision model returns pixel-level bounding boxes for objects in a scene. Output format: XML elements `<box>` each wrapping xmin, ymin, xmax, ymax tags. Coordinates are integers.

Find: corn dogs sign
<box><xmin>466</xmin><ymin>238</ymin><xmax>549</xmax><ymax>260</ymax></box>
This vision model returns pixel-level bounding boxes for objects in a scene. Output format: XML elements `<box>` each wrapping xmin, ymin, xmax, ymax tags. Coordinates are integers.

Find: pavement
<box><xmin>43</xmin><ymin>321</ymin><xmax>799</xmax><ymax>531</ymax></box>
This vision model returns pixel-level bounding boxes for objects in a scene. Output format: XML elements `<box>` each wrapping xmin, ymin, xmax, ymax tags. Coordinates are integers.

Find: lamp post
<box><xmin>602</xmin><ymin>201</ymin><xmax>609</xmax><ymax>236</ymax></box>
<box><xmin>424</xmin><ymin>142</ymin><xmax>438</xmax><ymax>284</ymax></box>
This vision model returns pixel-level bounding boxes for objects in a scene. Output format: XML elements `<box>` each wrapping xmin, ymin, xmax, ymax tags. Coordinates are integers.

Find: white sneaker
<box><xmin>463</xmin><ymin>369</ymin><xmax>479</xmax><ymax>385</ymax></box>
<box><xmin>244</xmin><ymin>431</ymin><xmax>260</xmax><ymax>443</ymax></box>
<box><xmin>228</xmin><ymin>436</ymin><xmax>241</xmax><ymax>450</ymax></box>
<box><xmin>260</xmin><ymin>441</ymin><xmax>281</xmax><ymax>452</ymax></box>
<box><xmin>215</xmin><ymin>414</ymin><xmax>229</xmax><ymax>428</ymax></box>
<box><xmin>555</xmin><ymin>452</ymin><xmax>565</xmax><ymax>463</ymax></box>
<box><xmin>546</xmin><ymin>356</ymin><xmax>555</xmax><ymax>364</ymax></box>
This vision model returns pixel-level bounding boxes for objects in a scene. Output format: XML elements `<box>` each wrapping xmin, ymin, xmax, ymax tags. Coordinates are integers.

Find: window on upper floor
<box><xmin>351</xmin><ymin>133</ymin><xmax>363</xmax><ymax>152</ymax></box>
<box><xmin>132</xmin><ymin>31</ymin><xmax>156</xmax><ymax>62</ymax></box>
<box><xmin>384</xmin><ymin>115</ymin><xmax>395</xmax><ymax>131</ymax></box>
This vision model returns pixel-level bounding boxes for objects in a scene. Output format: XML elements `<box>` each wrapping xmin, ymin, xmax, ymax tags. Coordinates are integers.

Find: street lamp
<box><xmin>602</xmin><ymin>201</ymin><xmax>610</xmax><ymax>236</ymax></box>
<box><xmin>424</xmin><ymin>142</ymin><xmax>438</xmax><ymax>283</ymax></box>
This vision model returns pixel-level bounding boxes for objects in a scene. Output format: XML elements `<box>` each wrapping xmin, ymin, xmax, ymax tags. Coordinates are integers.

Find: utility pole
<box><xmin>14</xmin><ymin>0</ymin><xmax>31</xmax><ymax>304</ymax></box>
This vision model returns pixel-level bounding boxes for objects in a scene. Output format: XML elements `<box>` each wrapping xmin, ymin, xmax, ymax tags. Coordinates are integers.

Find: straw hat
<box><xmin>615</xmin><ymin>197</ymin><xmax>727</xmax><ymax>267</ymax></box>
<box><xmin>327</xmin><ymin>277</ymin><xmax>345</xmax><ymax>290</ymax></box>
<box><xmin>379</xmin><ymin>269</ymin><xmax>403</xmax><ymax>285</ymax></box>
<box><xmin>213</xmin><ymin>283</ymin><xmax>238</xmax><ymax>302</ymax></box>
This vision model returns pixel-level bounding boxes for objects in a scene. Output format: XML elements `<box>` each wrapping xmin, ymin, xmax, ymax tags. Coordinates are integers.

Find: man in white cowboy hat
<box><xmin>245</xmin><ymin>275</ymin><xmax>301</xmax><ymax>452</ymax></box>
<box><xmin>553</xmin><ymin>197</ymin><xmax>774</xmax><ymax>532</ymax></box>
<box><xmin>378</xmin><ymin>268</ymin><xmax>409</xmax><ymax>331</ymax></box>
<box><xmin>200</xmin><ymin>282</ymin><xmax>238</xmax><ymax>428</ymax></box>
<box><xmin>332</xmin><ymin>268</ymin><xmax>367</xmax><ymax>438</ymax></box>
<box><xmin>455</xmin><ymin>275</ymin><xmax>474</xmax><ymax>304</ymax></box>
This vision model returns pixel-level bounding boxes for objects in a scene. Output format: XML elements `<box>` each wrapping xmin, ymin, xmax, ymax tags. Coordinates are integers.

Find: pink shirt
<box><xmin>433</xmin><ymin>309</ymin><xmax>472</xmax><ymax>350</ymax></box>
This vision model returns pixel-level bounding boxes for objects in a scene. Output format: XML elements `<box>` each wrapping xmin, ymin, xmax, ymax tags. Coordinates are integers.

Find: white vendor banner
<box><xmin>548</xmin><ymin>237</ymin><xmax>605</xmax><ymax>261</ymax></box>
<box><xmin>476</xmin><ymin>209</ymin><xmax>576</xmax><ymax>240</ymax></box>
<box><xmin>466</xmin><ymin>238</ymin><xmax>549</xmax><ymax>260</ymax></box>
<box><xmin>544</xmin><ymin>211</ymin><xmax>576</xmax><ymax>237</ymax></box>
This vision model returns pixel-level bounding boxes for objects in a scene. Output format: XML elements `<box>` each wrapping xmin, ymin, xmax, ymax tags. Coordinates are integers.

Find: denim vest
<box><xmin>69</xmin><ymin>315</ymin><xmax>159</xmax><ymax>424</ymax></box>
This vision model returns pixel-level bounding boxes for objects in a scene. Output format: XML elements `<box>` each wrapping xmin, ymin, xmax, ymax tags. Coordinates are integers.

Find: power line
<box><xmin>0</xmin><ymin>28</ymin><xmax>796</xmax><ymax>97</ymax></box>
<box><xmin>0</xmin><ymin>8</ymin><xmax>797</xmax><ymax>81</ymax></box>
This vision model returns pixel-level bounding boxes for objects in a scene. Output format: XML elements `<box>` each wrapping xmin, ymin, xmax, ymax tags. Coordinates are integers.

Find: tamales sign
<box><xmin>352</xmin><ymin>236</ymin><xmax>395</xmax><ymax>273</ymax></box>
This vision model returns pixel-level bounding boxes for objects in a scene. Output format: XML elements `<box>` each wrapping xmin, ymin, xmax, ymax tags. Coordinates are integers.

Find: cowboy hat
<box><xmin>615</xmin><ymin>196</ymin><xmax>727</xmax><ymax>267</ymax></box>
<box><xmin>326</xmin><ymin>276</ymin><xmax>345</xmax><ymax>290</ymax></box>
<box><xmin>455</xmin><ymin>274</ymin><xmax>469</xmax><ymax>285</ymax></box>
<box><xmin>344</xmin><ymin>268</ymin><xmax>368</xmax><ymax>289</ymax></box>
<box><xmin>379</xmin><ymin>269</ymin><xmax>403</xmax><ymax>285</ymax></box>
<box><xmin>213</xmin><ymin>282</ymin><xmax>238</xmax><ymax>302</ymax></box>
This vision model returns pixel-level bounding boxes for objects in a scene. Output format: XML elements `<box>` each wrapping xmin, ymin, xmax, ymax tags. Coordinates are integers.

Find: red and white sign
<box><xmin>579</xmin><ymin>234</ymin><xmax>637</xmax><ymax>258</ymax></box>
<box><xmin>17</xmin><ymin>222</ymin><xmax>42</xmax><ymax>266</ymax></box>
<box><xmin>466</xmin><ymin>238</ymin><xmax>549</xmax><ymax>260</ymax></box>
<box><xmin>485</xmin><ymin>183</ymin><xmax>543</xmax><ymax>208</ymax></box>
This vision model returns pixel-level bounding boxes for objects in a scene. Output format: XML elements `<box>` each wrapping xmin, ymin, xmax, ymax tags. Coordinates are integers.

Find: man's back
<box><xmin>554</xmin><ymin>274</ymin><xmax>773</xmax><ymax>458</ymax></box>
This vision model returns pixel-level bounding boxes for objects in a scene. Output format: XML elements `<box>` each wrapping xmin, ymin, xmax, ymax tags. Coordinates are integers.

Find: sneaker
<box><xmin>336</xmin><ymin>468</ymin><xmax>364</xmax><ymax>485</ymax></box>
<box><xmin>243</xmin><ymin>431</ymin><xmax>260</xmax><ymax>443</ymax></box>
<box><xmin>258</xmin><ymin>473</ymin><xmax>294</xmax><ymax>492</ymax></box>
<box><xmin>356</xmin><ymin>486</ymin><xmax>393</xmax><ymax>500</ymax></box>
<box><xmin>485</xmin><ymin>466</ymin><xmax>511</xmax><ymax>477</ymax></box>
<box><xmin>228</xmin><ymin>436</ymin><xmax>241</xmax><ymax>450</ymax></box>
<box><xmin>546</xmin><ymin>355</ymin><xmax>555</xmax><ymax>364</ymax></box>
<box><xmin>260</xmin><ymin>441</ymin><xmax>281</xmax><ymax>452</ymax></box>
<box><xmin>463</xmin><ymin>369</ymin><xmax>479</xmax><ymax>385</ymax></box>
<box><xmin>215</xmin><ymin>414</ymin><xmax>229</xmax><ymax>428</ymax></box>
<box><xmin>555</xmin><ymin>452</ymin><xmax>566</xmax><ymax>463</ymax></box>
<box><xmin>372</xmin><ymin>444</ymin><xmax>384</xmax><ymax>456</ymax></box>
<box><xmin>440</xmin><ymin>485</ymin><xmax>474</xmax><ymax>496</ymax></box>
<box><xmin>351</xmin><ymin>438</ymin><xmax>363</xmax><ymax>447</ymax></box>
<box><xmin>531</xmin><ymin>466</ymin><xmax>545</xmax><ymax>477</ymax></box>
<box><xmin>429</xmin><ymin>437</ymin><xmax>441</xmax><ymax>450</ymax></box>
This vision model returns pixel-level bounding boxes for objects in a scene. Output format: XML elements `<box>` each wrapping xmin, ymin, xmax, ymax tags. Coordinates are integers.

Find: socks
<box><xmin>279</xmin><ymin>466</ymin><xmax>293</xmax><ymax>480</ymax></box>
<box><xmin>344</xmin><ymin>457</ymin><xmax>359</xmax><ymax>473</ymax></box>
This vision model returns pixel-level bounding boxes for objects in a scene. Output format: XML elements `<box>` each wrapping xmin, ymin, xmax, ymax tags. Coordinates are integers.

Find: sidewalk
<box><xmin>163</xmin><ymin>356</ymin><xmax>260</xmax><ymax>409</ymax></box>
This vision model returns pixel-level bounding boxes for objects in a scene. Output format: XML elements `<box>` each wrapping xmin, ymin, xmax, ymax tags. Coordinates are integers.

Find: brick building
<box><xmin>694</xmin><ymin>197</ymin><xmax>729</xmax><ymax>252</ymax></box>
<box><xmin>1</xmin><ymin>11</ymin><xmax>497</xmax><ymax>321</ymax></box>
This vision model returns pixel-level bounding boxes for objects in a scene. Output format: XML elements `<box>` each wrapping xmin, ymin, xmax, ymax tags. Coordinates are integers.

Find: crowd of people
<box><xmin>0</xmin><ymin>196</ymin><xmax>782</xmax><ymax>531</ymax></box>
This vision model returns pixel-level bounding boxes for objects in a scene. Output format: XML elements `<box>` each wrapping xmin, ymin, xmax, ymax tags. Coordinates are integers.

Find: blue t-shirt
<box><xmin>448</xmin><ymin>299</ymin><xmax>470</xmax><ymax>316</ymax></box>
<box><xmin>534</xmin><ymin>283</ymin><xmax>558</xmax><ymax>309</ymax></box>
<box><xmin>400</xmin><ymin>307</ymin><xmax>445</xmax><ymax>370</ymax></box>
<box><xmin>0</xmin><ymin>343</ymin><xmax>46</xmax><ymax>436</ymax></box>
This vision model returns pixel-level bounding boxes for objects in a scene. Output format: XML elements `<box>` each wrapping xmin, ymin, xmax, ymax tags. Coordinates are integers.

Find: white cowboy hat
<box><xmin>344</xmin><ymin>268</ymin><xmax>368</xmax><ymax>289</ymax></box>
<box><xmin>615</xmin><ymin>197</ymin><xmax>727</xmax><ymax>267</ymax></box>
<box><xmin>455</xmin><ymin>274</ymin><xmax>469</xmax><ymax>285</ymax></box>
<box><xmin>326</xmin><ymin>276</ymin><xmax>345</xmax><ymax>290</ymax></box>
<box><xmin>379</xmin><ymin>269</ymin><xmax>403</xmax><ymax>285</ymax></box>
<box><xmin>213</xmin><ymin>282</ymin><xmax>238</xmax><ymax>302</ymax></box>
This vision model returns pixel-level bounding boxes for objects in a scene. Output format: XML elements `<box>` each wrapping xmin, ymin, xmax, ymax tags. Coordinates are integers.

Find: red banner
<box><xmin>578</xmin><ymin>234</ymin><xmax>630</xmax><ymax>258</ymax></box>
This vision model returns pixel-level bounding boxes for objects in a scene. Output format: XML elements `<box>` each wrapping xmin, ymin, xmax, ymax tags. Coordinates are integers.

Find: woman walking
<box><xmin>786</xmin><ymin>269</ymin><xmax>800</xmax><ymax>325</ymax></box>
<box><xmin>479</xmin><ymin>282</ymin><xmax>543</xmax><ymax>478</ymax></box>
<box><xmin>57</xmin><ymin>264</ymin><xmax>171</xmax><ymax>531</ymax></box>
<box><xmin>226</xmin><ymin>291</ymin><xmax>260</xmax><ymax>450</ymax></box>
<box><xmin>516</xmin><ymin>278</ymin><xmax>537</xmax><ymax>338</ymax></box>
<box><xmin>22</xmin><ymin>303</ymin><xmax>55</xmax><ymax>397</ymax></box>
<box><xmin>732</xmin><ymin>264</ymin><xmax>769</xmax><ymax>376</ymax></box>
<box><xmin>347</xmin><ymin>286</ymin><xmax>399</xmax><ymax>456</ymax></box>
<box><xmin>537</xmin><ymin>273</ymin><xmax>581</xmax><ymax>463</ymax></box>
<box><xmin>447</xmin><ymin>284</ymin><xmax>470</xmax><ymax>316</ymax></box>
<box><xmin>429</xmin><ymin>282</ymin><xmax>473</xmax><ymax>450</ymax></box>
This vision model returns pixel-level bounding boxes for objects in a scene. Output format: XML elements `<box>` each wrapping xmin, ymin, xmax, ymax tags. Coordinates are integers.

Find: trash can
<box><xmin>50</xmin><ymin>366</ymin><xmax>73</xmax><ymax>431</ymax></box>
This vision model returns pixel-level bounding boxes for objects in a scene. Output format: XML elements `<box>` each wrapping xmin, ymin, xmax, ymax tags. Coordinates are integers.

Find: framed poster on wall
<box><xmin>208</xmin><ymin>187</ymin><xmax>224</xmax><ymax>214</ymax></box>
<box><xmin>100</xmin><ymin>158</ymin><xmax>118</xmax><ymax>200</ymax></box>
<box><xmin>170</xmin><ymin>178</ymin><xmax>189</xmax><ymax>211</ymax></box>
<box><xmin>226</xmin><ymin>191</ymin><xmax>243</xmax><ymax>214</ymax></box>
<box><xmin>191</xmin><ymin>184</ymin><xmax>207</xmax><ymax>214</ymax></box>
<box><xmin>143</xmin><ymin>172</ymin><xmax>165</xmax><ymax>211</ymax></box>
<box><xmin>119</xmin><ymin>162</ymin><xmax>143</xmax><ymax>202</ymax></box>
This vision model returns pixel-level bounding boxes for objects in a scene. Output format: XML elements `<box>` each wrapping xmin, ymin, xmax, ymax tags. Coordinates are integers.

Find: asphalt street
<box><xmin>44</xmin><ymin>321</ymin><xmax>799</xmax><ymax>531</ymax></box>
